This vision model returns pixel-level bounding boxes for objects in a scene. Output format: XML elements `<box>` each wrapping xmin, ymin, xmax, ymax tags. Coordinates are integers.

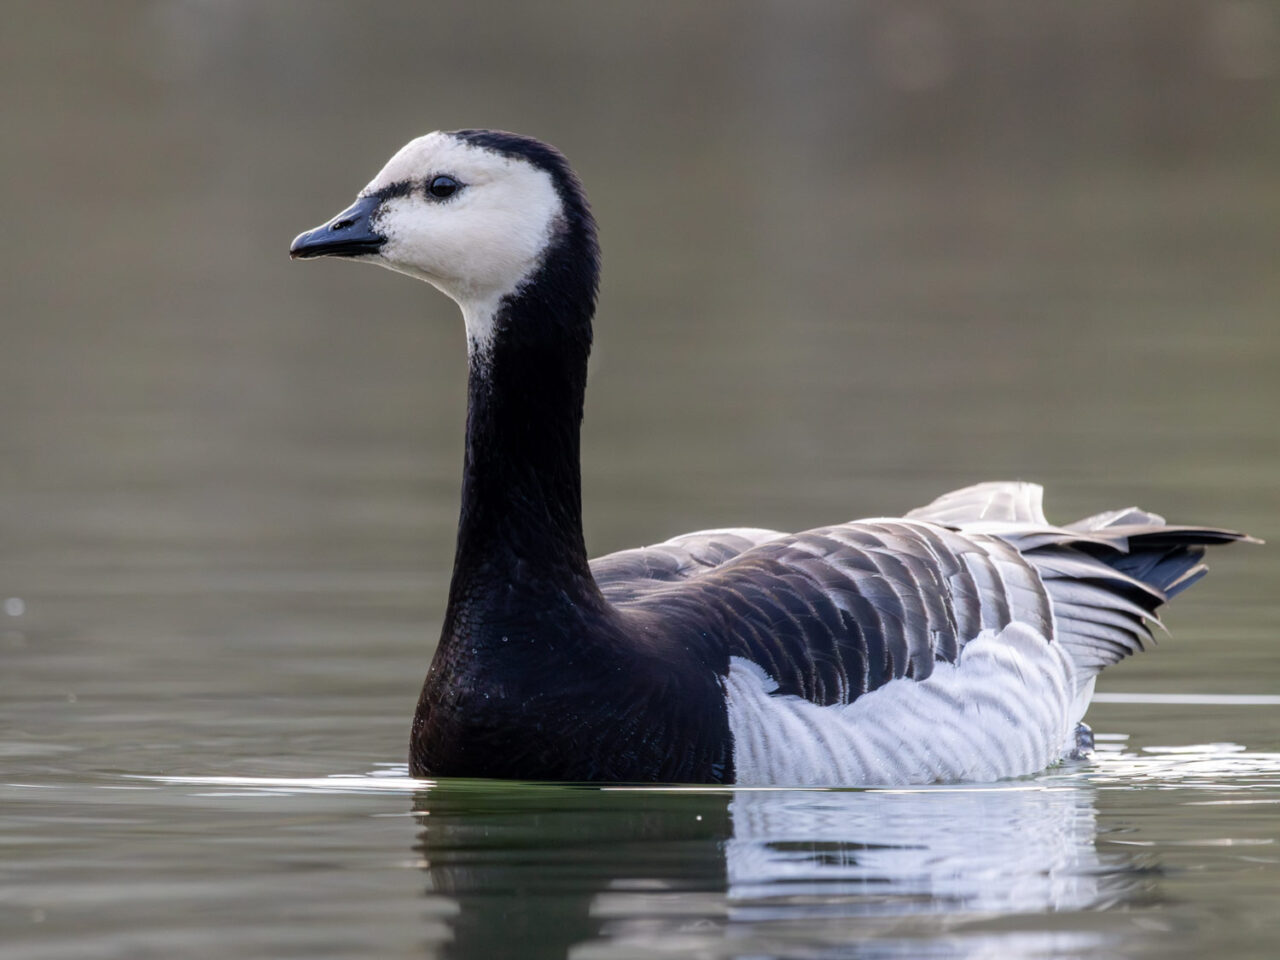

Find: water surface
<box><xmin>5</xmin><ymin>740</ymin><xmax>1280</xmax><ymax>959</ymax></box>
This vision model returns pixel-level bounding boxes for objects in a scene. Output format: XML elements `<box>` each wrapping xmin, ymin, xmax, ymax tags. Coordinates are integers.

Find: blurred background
<box><xmin>2</xmin><ymin>0</ymin><xmax>1276</xmax><ymax>769</ymax></box>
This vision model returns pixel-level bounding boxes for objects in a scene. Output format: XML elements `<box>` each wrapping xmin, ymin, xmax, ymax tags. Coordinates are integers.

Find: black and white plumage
<box><xmin>290</xmin><ymin>130</ymin><xmax>1252</xmax><ymax>786</ymax></box>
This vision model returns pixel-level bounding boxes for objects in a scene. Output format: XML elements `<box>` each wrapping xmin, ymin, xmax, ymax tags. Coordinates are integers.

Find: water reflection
<box><xmin>139</xmin><ymin>741</ymin><xmax>1280</xmax><ymax>959</ymax></box>
<box><xmin>724</xmin><ymin>785</ymin><xmax>1136</xmax><ymax>915</ymax></box>
<box><xmin>410</xmin><ymin>785</ymin><xmax>730</xmax><ymax>959</ymax></box>
<box><xmin>410</xmin><ymin>779</ymin><xmax>1152</xmax><ymax>960</ymax></box>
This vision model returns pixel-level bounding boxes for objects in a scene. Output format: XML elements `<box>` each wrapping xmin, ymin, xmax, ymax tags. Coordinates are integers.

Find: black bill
<box><xmin>289</xmin><ymin>194</ymin><xmax>386</xmax><ymax>260</ymax></box>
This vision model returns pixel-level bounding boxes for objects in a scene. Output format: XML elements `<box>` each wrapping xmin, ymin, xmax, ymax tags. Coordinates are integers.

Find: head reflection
<box><xmin>411</xmin><ymin>780</ymin><xmax>1152</xmax><ymax>959</ymax></box>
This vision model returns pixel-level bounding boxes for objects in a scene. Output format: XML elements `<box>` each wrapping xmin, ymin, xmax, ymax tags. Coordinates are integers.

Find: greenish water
<box><xmin>5</xmin><ymin>747</ymin><xmax>1280</xmax><ymax>959</ymax></box>
<box><xmin>2</xmin><ymin>2</ymin><xmax>1278</xmax><ymax>958</ymax></box>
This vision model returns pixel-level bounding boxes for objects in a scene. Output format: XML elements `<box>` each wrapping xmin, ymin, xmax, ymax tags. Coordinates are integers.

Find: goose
<box><xmin>290</xmin><ymin>129</ymin><xmax>1251</xmax><ymax>786</ymax></box>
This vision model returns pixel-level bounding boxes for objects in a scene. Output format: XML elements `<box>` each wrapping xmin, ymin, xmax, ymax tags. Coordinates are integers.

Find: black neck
<box><xmin>444</xmin><ymin>217</ymin><xmax>602</xmax><ymax>627</ymax></box>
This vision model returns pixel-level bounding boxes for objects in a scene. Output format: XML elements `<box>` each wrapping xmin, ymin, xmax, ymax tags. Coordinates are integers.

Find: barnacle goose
<box><xmin>290</xmin><ymin>130</ymin><xmax>1252</xmax><ymax>785</ymax></box>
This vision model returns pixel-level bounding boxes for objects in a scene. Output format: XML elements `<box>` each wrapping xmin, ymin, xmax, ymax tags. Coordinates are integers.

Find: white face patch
<box><xmin>358</xmin><ymin>132</ymin><xmax>565</xmax><ymax>354</ymax></box>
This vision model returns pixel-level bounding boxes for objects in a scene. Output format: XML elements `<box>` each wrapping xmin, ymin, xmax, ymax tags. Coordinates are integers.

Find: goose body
<box><xmin>290</xmin><ymin>130</ymin><xmax>1250</xmax><ymax>785</ymax></box>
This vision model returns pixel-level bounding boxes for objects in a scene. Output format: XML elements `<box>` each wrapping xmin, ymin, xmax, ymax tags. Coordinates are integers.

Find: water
<box><xmin>5</xmin><ymin>746</ymin><xmax>1280</xmax><ymax>959</ymax></box>
<box><xmin>3</xmin><ymin>2</ymin><xmax>1278</xmax><ymax>958</ymax></box>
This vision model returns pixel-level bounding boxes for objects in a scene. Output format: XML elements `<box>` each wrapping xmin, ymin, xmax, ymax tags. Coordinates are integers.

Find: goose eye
<box><xmin>427</xmin><ymin>175</ymin><xmax>460</xmax><ymax>199</ymax></box>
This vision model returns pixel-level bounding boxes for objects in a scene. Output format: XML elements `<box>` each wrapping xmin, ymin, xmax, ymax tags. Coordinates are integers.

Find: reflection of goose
<box><xmin>724</xmin><ymin>787</ymin><xmax>1122</xmax><ymax>916</ymax></box>
<box><xmin>407</xmin><ymin>780</ymin><xmax>1147</xmax><ymax>959</ymax></box>
<box><xmin>595</xmin><ymin>786</ymin><xmax>1147</xmax><ymax>960</ymax></box>
<box><xmin>410</xmin><ymin>784</ymin><xmax>732</xmax><ymax>960</ymax></box>
<box><xmin>291</xmin><ymin>130</ymin><xmax>1251</xmax><ymax>785</ymax></box>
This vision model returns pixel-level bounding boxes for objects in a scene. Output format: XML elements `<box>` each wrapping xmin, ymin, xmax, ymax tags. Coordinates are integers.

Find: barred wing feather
<box><xmin>596</xmin><ymin>481</ymin><xmax>1251</xmax><ymax>713</ymax></box>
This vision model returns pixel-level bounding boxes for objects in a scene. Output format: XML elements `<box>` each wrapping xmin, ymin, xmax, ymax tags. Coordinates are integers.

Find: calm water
<box><xmin>3</xmin><ymin>3</ymin><xmax>1278</xmax><ymax>958</ymax></box>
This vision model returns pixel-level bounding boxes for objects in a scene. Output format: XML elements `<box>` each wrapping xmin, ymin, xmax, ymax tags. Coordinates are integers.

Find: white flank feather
<box><xmin>725</xmin><ymin>623</ymin><xmax>1082</xmax><ymax>786</ymax></box>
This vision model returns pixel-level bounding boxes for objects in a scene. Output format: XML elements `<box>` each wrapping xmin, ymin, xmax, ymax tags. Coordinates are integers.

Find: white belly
<box><xmin>725</xmin><ymin>623</ymin><xmax>1086</xmax><ymax>786</ymax></box>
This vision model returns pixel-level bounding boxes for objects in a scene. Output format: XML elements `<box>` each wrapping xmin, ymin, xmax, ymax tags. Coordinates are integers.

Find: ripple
<box><xmin>1093</xmin><ymin>692</ymin><xmax>1280</xmax><ymax>706</ymax></box>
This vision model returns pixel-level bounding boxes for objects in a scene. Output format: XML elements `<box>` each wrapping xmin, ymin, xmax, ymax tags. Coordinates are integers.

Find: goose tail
<box><xmin>908</xmin><ymin>482</ymin><xmax>1257</xmax><ymax>679</ymax></box>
